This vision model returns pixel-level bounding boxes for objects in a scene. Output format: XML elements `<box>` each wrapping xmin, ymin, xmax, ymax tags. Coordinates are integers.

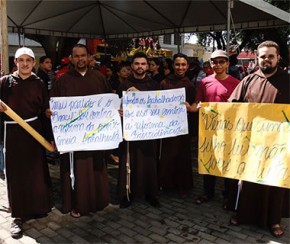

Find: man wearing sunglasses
<box><xmin>186</xmin><ymin>49</ymin><xmax>240</xmax><ymax>207</ymax></box>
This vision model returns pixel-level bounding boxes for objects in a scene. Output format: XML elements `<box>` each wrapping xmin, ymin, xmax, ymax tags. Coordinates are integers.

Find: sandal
<box><xmin>109</xmin><ymin>154</ymin><xmax>119</xmax><ymax>165</ymax></box>
<box><xmin>270</xmin><ymin>224</ymin><xmax>284</xmax><ymax>238</ymax></box>
<box><xmin>195</xmin><ymin>195</ymin><xmax>211</xmax><ymax>205</ymax></box>
<box><xmin>70</xmin><ymin>210</ymin><xmax>81</xmax><ymax>218</ymax></box>
<box><xmin>230</xmin><ymin>215</ymin><xmax>239</xmax><ymax>226</ymax></box>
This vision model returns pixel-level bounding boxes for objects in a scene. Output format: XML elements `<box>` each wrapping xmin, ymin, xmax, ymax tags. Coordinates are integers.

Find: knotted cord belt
<box><xmin>3</xmin><ymin>116</ymin><xmax>38</xmax><ymax>179</ymax></box>
<box><xmin>69</xmin><ymin>152</ymin><xmax>75</xmax><ymax>190</ymax></box>
<box><xmin>126</xmin><ymin>141</ymin><xmax>131</xmax><ymax>201</ymax></box>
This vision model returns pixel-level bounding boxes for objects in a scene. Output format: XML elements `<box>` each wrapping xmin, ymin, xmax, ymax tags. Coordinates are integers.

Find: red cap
<box><xmin>61</xmin><ymin>57</ymin><xmax>70</xmax><ymax>65</ymax></box>
<box><xmin>99</xmin><ymin>66</ymin><xmax>107</xmax><ymax>76</ymax></box>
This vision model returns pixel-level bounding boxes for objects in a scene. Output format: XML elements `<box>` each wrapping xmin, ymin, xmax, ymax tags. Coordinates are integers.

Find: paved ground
<box><xmin>0</xmin><ymin>149</ymin><xmax>289</xmax><ymax>244</ymax></box>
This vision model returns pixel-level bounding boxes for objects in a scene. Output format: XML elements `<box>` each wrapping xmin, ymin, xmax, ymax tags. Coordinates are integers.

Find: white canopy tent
<box><xmin>1</xmin><ymin>0</ymin><xmax>290</xmax><ymax>73</ymax></box>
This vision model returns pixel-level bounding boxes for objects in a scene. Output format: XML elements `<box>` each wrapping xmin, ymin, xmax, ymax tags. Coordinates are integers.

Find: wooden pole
<box><xmin>0</xmin><ymin>0</ymin><xmax>9</xmax><ymax>75</ymax></box>
<box><xmin>0</xmin><ymin>100</ymin><xmax>55</xmax><ymax>152</ymax></box>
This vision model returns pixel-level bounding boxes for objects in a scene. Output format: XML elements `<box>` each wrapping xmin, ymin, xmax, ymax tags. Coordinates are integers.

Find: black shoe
<box><xmin>146</xmin><ymin>196</ymin><xmax>161</xmax><ymax>208</ymax></box>
<box><xmin>11</xmin><ymin>219</ymin><xmax>23</xmax><ymax>239</ymax></box>
<box><xmin>119</xmin><ymin>198</ymin><xmax>131</xmax><ymax>208</ymax></box>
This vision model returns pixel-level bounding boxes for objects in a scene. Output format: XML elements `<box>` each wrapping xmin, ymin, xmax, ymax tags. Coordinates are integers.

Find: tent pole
<box><xmin>175</xmin><ymin>31</ymin><xmax>181</xmax><ymax>53</ymax></box>
<box><xmin>226</xmin><ymin>0</ymin><xmax>231</xmax><ymax>55</ymax></box>
<box><xmin>0</xmin><ymin>0</ymin><xmax>9</xmax><ymax>75</ymax></box>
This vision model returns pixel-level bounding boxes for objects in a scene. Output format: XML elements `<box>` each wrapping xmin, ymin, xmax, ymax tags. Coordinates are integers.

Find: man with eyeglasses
<box><xmin>0</xmin><ymin>47</ymin><xmax>53</xmax><ymax>239</ymax></box>
<box><xmin>186</xmin><ymin>49</ymin><xmax>240</xmax><ymax>207</ymax></box>
<box><xmin>228</xmin><ymin>40</ymin><xmax>289</xmax><ymax>237</ymax></box>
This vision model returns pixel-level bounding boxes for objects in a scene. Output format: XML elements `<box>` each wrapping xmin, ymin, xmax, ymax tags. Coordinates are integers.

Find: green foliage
<box><xmin>194</xmin><ymin>0</ymin><xmax>289</xmax><ymax>61</ymax></box>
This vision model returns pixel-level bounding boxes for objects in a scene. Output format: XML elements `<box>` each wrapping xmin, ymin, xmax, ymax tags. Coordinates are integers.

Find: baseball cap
<box><xmin>210</xmin><ymin>50</ymin><xmax>228</xmax><ymax>60</ymax></box>
<box><xmin>61</xmin><ymin>57</ymin><xmax>70</xmax><ymax>65</ymax></box>
<box><xmin>15</xmin><ymin>47</ymin><xmax>35</xmax><ymax>59</ymax></box>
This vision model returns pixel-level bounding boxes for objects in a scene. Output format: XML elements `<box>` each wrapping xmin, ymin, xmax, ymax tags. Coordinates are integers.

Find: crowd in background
<box><xmin>0</xmin><ymin>41</ymin><xmax>289</xmax><ymax>239</ymax></box>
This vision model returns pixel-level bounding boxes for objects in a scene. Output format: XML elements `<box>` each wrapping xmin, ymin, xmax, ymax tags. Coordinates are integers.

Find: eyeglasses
<box><xmin>211</xmin><ymin>60</ymin><xmax>227</xmax><ymax>65</ymax></box>
<box><xmin>258</xmin><ymin>54</ymin><xmax>275</xmax><ymax>60</ymax></box>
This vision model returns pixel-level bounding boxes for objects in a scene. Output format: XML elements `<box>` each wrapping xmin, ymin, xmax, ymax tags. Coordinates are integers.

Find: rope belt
<box><xmin>126</xmin><ymin>141</ymin><xmax>131</xmax><ymax>201</ymax></box>
<box><xmin>3</xmin><ymin>116</ymin><xmax>38</xmax><ymax>180</ymax></box>
<box><xmin>235</xmin><ymin>180</ymin><xmax>243</xmax><ymax>210</ymax></box>
<box><xmin>69</xmin><ymin>152</ymin><xmax>75</xmax><ymax>190</ymax></box>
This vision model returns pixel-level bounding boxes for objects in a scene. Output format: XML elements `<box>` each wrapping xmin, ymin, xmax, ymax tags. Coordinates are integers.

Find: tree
<box><xmin>237</xmin><ymin>28</ymin><xmax>289</xmax><ymax>62</ymax></box>
<box><xmin>196</xmin><ymin>31</ymin><xmax>227</xmax><ymax>51</ymax></box>
<box><xmin>194</xmin><ymin>0</ymin><xmax>289</xmax><ymax>62</ymax></box>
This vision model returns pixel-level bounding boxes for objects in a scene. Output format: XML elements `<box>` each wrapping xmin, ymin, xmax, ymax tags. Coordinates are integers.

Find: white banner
<box><xmin>122</xmin><ymin>88</ymin><xmax>188</xmax><ymax>141</ymax></box>
<box><xmin>50</xmin><ymin>94</ymin><xmax>122</xmax><ymax>152</ymax></box>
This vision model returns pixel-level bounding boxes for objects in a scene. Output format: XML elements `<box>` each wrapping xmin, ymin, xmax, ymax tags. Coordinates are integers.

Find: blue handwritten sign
<box><xmin>123</xmin><ymin>88</ymin><xmax>188</xmax><ymax>141</ymax></box>
<box><xmin>50</xmin><ymin>94</ymin><xmax>122</xmax><ymax>152</ymax></box>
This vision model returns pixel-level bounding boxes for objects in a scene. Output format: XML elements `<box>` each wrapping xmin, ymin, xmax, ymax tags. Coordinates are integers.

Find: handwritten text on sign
<box><xmin>123</xmin><ymin>88</ymin><xmax>188</xmax><ymax>141</ymax></box>
<box><xmin>199</xmin><ymin>102</ymin><xmax>290</xmax><ymax>189</ymax></box>
<box><xmin>50</xmin><ymin>94</ymin><xmax>122</xmax><ymax>152</ymax></box>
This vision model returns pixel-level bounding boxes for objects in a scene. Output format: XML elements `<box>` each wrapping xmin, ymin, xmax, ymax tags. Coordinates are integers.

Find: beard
<box><xmin>259</xmin><ymin>63</ymin><xmax>278</xmax><ymax>74</ymax></box>
<box><xmin>133</xmin><ymin>68</ymin><xmax>146</xmax><ymax>76</ymax></box>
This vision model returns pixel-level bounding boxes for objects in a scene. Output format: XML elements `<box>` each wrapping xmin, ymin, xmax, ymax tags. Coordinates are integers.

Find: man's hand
<box><xmin>45</xmin><ymin>109</ymin><xmax>53</xmax><ymax>118</ymax></box>
<box><xmin>127</xmin><ymin>86</ymin><xmax>139</xmax><ymax>92</ymax></box>
<box><xmin>118</xmin><ymin>108</ymin><xmax>123</xmax><ymax>117</ymax></box>
<box><xmin>0</xmin><ymin>101</ymin><xmax>7</xmax><ymax>113</ymax></box>
<box><xmin>184</xmin><ymin>102</ymin><xmax>191</xmax><ymax>112</ymax></box>
<box><xmin>50</xmin><ymin>141</ymin><xmax>57</xmax><ymax>150</ymax></box>
<box><xmin>183</xmin><ymin>102</ymin><xmax>200</xmax><ymax>113</ymax></box>
<box><xmin>196</xmin><ymin>101</ymin><xmax>202</xmax><ymax>109</ymax></box>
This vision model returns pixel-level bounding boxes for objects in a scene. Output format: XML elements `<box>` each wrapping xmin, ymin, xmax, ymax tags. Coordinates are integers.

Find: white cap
<box><xmin>15</xmin><ymin>47</ymin><xmax>35</xmax><ymax>59</ymax></box>
<box><xmin>210</xmin><ymin>50</ymin><xmax>228</xmax><ymax>60</ymax></box>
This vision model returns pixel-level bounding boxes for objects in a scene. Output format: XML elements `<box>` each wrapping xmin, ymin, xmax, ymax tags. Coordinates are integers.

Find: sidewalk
<box><xmin>0</xmin><ymin>150</ymin><xmax>289</xmax><ymax>243</ymax></box>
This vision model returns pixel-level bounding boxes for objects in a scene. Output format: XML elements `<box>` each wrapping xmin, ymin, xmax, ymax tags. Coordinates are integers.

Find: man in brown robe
<box><xmin>228</xmin><ymin>40</ymin><xmax>290</xmax><ymax>237</ymax></box>
<box><xmin>118</xmin><ymin>52</ymin><xmax>160</xmax><ymax>208</ymax></box>
<box><xmin>159</xmin><ymin>53</ymin><xmax>195</xmax><ymax>196</ymax></box>
<box><xmin>49</xmin><ymin>44</ymin><xmax>111</xmax><ymax>217</ymax></box>
<box><xmin>0</xmin><ymin>47</ymin><xmax>53</xmax><ymax>239</ymax></box>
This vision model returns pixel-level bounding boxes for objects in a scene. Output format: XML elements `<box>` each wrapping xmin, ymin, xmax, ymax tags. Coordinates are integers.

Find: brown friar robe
<box><xmin>118</xmin><ymin>75</ymin><xmax>160</xmax><ymax>200</ymax></box>
<box><xmin>159</xmin><ymin>74</ymin><xmax>195</xmax><ymax>192</ymax></box>
<box><xmin>228</xmin><ymin>67</ymin><xmax>290</xmax><ymax>227</ymax></box>
<box><xmin>50</xmin><ymin>69</ymin><xmax>111</xmax><ymax>215</ymax></box>
<box><xmin>0</xmin><ymin>72</ymin><xmax>53</xmax><ymax>219</ymax></box>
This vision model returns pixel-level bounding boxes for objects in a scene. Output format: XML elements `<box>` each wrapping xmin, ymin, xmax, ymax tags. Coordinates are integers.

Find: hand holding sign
<box><xmin>122</xmin><ymin>88</ymin><xmax>188</xmax><ymax>141</ymax></box>
<box><xmin>50</xmin><ymin>94</ymin><xmax>122</xmax><ymax>152</ymax></box>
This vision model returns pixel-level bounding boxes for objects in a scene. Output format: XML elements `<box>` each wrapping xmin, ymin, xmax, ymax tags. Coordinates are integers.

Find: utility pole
<box><xmin>226</xmin><ymin>0</ymin><xmax>234</xmax><ymax>56</ymax></box>
<box><xmin>0</xmin><ymin>0</ymin><xmax>9</xmax><ymax>76</ymax></box>
<box><xmin>0</xmin><ymin>0</ymin><xmax>9</xmax><ymax>75</ymax></box>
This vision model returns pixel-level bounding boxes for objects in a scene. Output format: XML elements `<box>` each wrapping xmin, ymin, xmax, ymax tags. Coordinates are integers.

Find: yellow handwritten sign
<box><xmin>198</xmin><ymin>102</ymin><xmax>290</xmax><ymax>189</ymax></box>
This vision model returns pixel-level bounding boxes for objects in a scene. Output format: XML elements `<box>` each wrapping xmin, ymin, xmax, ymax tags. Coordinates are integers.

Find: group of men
<box><xmin>186</xmin><ymin>41</ymin><xmax>289</xmax><ymax>238</ymax></box>
<box><xmin>0</xmin><ymin>40</ymin><xmax>289</xmax><ymax>239</ymax></box>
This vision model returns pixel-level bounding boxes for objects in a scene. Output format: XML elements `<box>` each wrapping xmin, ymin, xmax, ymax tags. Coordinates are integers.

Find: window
<box><xmin>174</xmin><ymin>33</ymin><xmax>181</xmax><ymax>45</ymax></box>
<box><xmin>163</xmin><ymin>34</ymin><xmax>172</xmax><ymax>45</ymax></box>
